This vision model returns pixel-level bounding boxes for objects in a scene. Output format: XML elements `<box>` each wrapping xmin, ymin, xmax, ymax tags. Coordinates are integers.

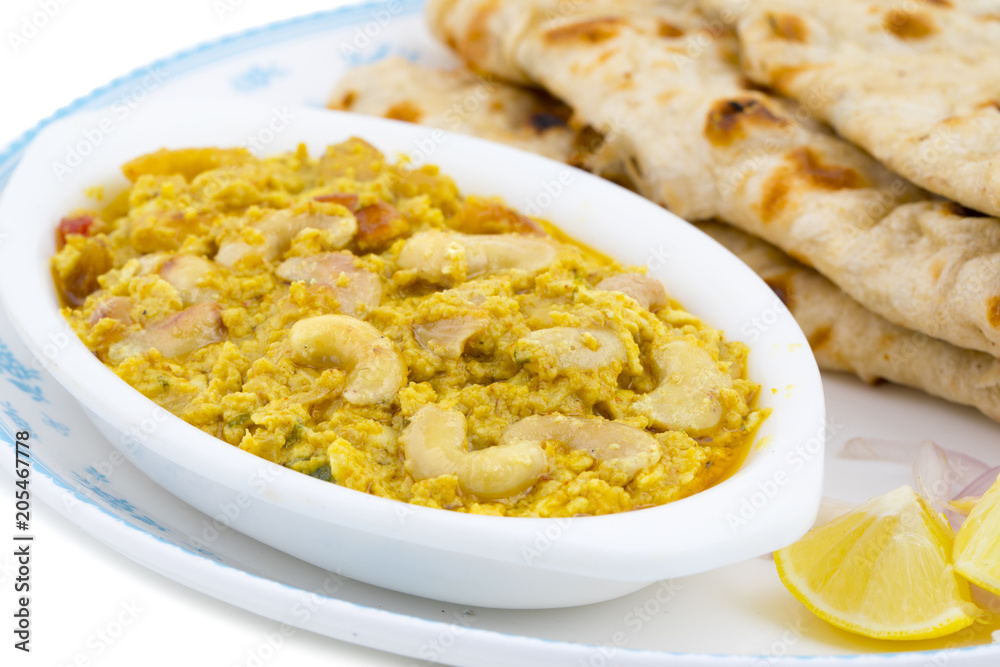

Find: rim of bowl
<box><xmin>0</xmin><ymin>100</ymin><xmax>825</xmax><ymax>582</ymax></box>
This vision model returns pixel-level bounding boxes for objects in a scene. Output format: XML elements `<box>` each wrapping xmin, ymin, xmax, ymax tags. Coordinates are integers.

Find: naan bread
<box><xmin>702</xmin><ymin>0</ymin><xmax>1000</xmax><ymax>218</ymax></box>
<box><xmin>699</xmin><ymin>221</ymin><xmax>1000</xmax><ymax>423</ymax></box>
<box><xmin>427</xmin><ymin>0</ymin><xmax>1000</xmax><ymax>357</ymax></box>
<box><xmin>330</xmin><ymin>57</ymin><xmax>1000</xmax><ymax>421</ymax></box>
<box><xmin>329</xmin><ymin>56</ymin><xmax>610</xmax><ymax>172</ymax></box>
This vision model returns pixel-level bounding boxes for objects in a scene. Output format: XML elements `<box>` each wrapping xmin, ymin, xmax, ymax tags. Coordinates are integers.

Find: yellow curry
<box><xmin>52</xmin><ymin>139</ymin><xmax>765</xmax><ymax>517</ymax></box>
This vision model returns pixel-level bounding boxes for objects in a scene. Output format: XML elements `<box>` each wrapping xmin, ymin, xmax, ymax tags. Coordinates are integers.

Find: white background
<box><xmin>0</xmin><ymin>1</ymin><xmax>411</xmax><ymax>665</ymax></box>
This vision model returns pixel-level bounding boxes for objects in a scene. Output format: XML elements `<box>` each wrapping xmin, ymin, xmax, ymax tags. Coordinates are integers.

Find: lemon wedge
<box><xmin>954</xmin><ymin>476</ymin><xmax>1000</xmax><ymax>596</ymax></box>
<box><xmin>774</xmin><ymin>485</ymin><xmax>979</xmax><ymax>640</ymax></box>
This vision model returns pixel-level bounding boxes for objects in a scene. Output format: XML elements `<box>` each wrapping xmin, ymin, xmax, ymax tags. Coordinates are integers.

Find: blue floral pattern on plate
<box><xmin>1</xmin><ymin>1</ymin><xmax>998</xmax><ymax>664</ymax></box>
<box><xmin>231</xmin><ymin>63</ymin><xmax>291</xmax><ymax>92</ymax></box>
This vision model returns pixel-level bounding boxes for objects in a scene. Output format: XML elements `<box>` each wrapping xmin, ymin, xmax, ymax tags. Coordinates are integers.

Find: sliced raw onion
<box><xmin>839</xmin><ymin>437</ymin><xmax>919</xmax><ymax>463</ymax></box>
<box><xmin>954</xmin><ymin>466</ymin><xmax>1000</xmax><ymax>503</ymax></box>
<box><xmin>914</xmin><ymin>441</ymin><xmax>953</xmax><ymax>509</ymax></box>
<box><xmin>839</xmin><ymin>437</ymin><xmax>995</xmax><ymax>530</ymax></box>
<box><xmin>971</xmin><ymin>585</ymin><xmax>1000</xmax><ymax>617</ymax></box>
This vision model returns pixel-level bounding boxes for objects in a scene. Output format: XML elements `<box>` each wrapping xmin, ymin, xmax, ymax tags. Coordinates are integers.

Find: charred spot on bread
<box><xmin>807</xmin><ymin>325</ymin><xmax>832</xmax><ymax>351</ymax></box>
<box><xmin>930</xmin><ymin>257</ymin><xmax>946</xmax><ymax>282</ymax></box>
<box><xmin>385</xmin><ymin>101</ymin><xmax>423</xmax><ymax>123</ymax></box>
<box><xmin>527</xmin><ymin>91</ymin><xmax>573</xmax><ymax>133</ymax></box>
<box><xmin>944</xmin><ymin>201</ymin><xmax>989</xmax><ymax>218</ymax></box>
<box><xmin>337</xmin><ymin>91</ymin><xmax>357</xmax><ymax>110</ymax></box>
<box><xmin>988</xmin><ymin>296</ymin><xmax>1000</xmax><ymax>329</ymax></box>
<box><xmin>760</xmin><ymin>148</ymin><xmax>867</xmax><ymax>222</ymax></box>
<box><xmin>704</xmin><ymin>97</ymin><xmax>789</xmax><ymax>146</ymax></box>
<box><xmin>568</xmin><ymin>126</ymin><xmax>605</xmax><ymax>169</ymax></box>
<box><xmin>657</xmin><ymin>21</ymin><xmax>684</xmax><ymax>38</ymax></box>
<box><xmin>791</xmin><ymin>148</ymin><xmax>867</xmax><ymax>190</ymax></box>
<box><xmin>764</xmin><ymin>273</ymin><xmax>794</xmax><ymax>309</ymax></box>
<box><xmin>767</xmin><ymin>65</ymin><xmax>811</xmax><ymax>95</ymax></box>
<box><xmin>738</xmin><ymin>77</ymin><xmax>778</xmax><ymax>95</ymax></box>
<box><xmin>529</xmin><ymin>112</ymin><xmax>569</xmax><ymax>132</ymax></box>
<box><xmin>458</xmin><ymin>0</ymin><xmax>500</xmax><ymax>65</ymax></box>
<box><xmin>545</xmin><ymin>17</ymin><xmax>623</xmax><ymax>44</ymax></box>
<box><xmin>766</xmin><ymin>13</ymin><xmax>808</xmax><ymax>42</ymax></box>
<box><xmin>884</xmin><ymin>9</ymin><xmax>937</xmax><ymax>39</ymax></box>
<box><xmin>760</xmin><ymin>178</ymin><xmax>792</xmax><ymax>224</ymax></box>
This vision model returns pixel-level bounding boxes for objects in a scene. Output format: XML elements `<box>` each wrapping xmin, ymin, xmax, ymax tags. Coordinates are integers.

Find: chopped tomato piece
<box><xmin>450</xmin><ymin>197</ymin><xmax>545</xmax><ymax>236</ymax></box>
<box><xmin>313</xmin><ymin>193</ymin><xmax>359</xmax><ymax>211</ymax></box>
<box><xmin>354</xmin><ymin>201</ymin><xmax>409</xmax><ymax>252</ymax></box>
<box><xmin>56</xmin><ymin>215</ymin><xmax>95</xmax><ymax>250</ymax></box>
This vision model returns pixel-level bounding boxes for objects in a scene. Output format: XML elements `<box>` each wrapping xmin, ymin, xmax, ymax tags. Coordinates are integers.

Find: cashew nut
<box><xmin>216</xmin><ymin>208</ymin><xmax>357</xmax><ymax>268</ymax></box>
<box><xmin>288</xmin><ymin>314</ymin><xmax>406</xmax><ymax>405</ymax></box>
<box><xmin>397</xmin><ymin>230</ymin><xmax>558</xmax><ymax>285</ymax></box>
<box><xmin>633</xmin><ymin>338</ymin><xmax>732</xmax><ymax>434</ymax></box>
<box><xmin>157</xmin><ymin>254</ymin><xmax>220</xmax><ymax>305</ymax></box>
<box><xmin>514</xmin><ymin>327</ymin><xmax>626</xmax><ymax>374</ymax></box>
<box><xmin>596</xmin><ymin>273</ymin><xmax>668</xmax><ymax>311</ymax></box>
<box><xmin>413</xmin><ymin>316</ymin><xmax>489</xmax><ymax>359</ymax></box>
<box><xmin>88</xmin><ymin>296</ymin><xmax>133</xmax><ymax>325</ymax></box>
<box><xmin>108</xmin><ymin>302</ymin><xmax>226</xmax><ymax>363</ymax></box>
<box><xmin>132</xmin><ymin>253</ymin><xmax>219</xmax><ymax>305</ymax></box>
<box><xmin>501</xmin><ymin>414</ymin><xmax>661</xmax><ymax>480</ymax></box>
<box><xmin>400</xmin><ymin>404</ymin><xmax>547</xmax><ymax>500</ymax></box>
<box><xmin>276</xmin><ymin>252</ymin><xmax>382</xmax><ymax>317</ymax></box>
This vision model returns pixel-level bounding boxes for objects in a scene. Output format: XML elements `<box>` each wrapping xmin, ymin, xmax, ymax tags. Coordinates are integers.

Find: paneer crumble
<box><xmin>52</xmin><ymin>139</ymin><xmax>766</xmax><ymax>517</ymax></box>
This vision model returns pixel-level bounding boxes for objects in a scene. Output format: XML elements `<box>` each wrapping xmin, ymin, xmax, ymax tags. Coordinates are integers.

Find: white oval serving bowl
<box><xmin>0</xmin><ymin>98</ymin><xmax>825</xmax><ymax>609</ymax></box>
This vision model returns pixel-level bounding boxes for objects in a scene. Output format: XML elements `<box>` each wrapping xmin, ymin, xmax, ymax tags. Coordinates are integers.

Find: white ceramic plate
<box><xmin>0</xmin><ymin>97</ymin><xmax>824</xmax><ymax>608</ymax></box>
<box><xmin>0</xmin><ymin>1</ymin><xmax>998</xmax><ymax>663</ymax></box>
